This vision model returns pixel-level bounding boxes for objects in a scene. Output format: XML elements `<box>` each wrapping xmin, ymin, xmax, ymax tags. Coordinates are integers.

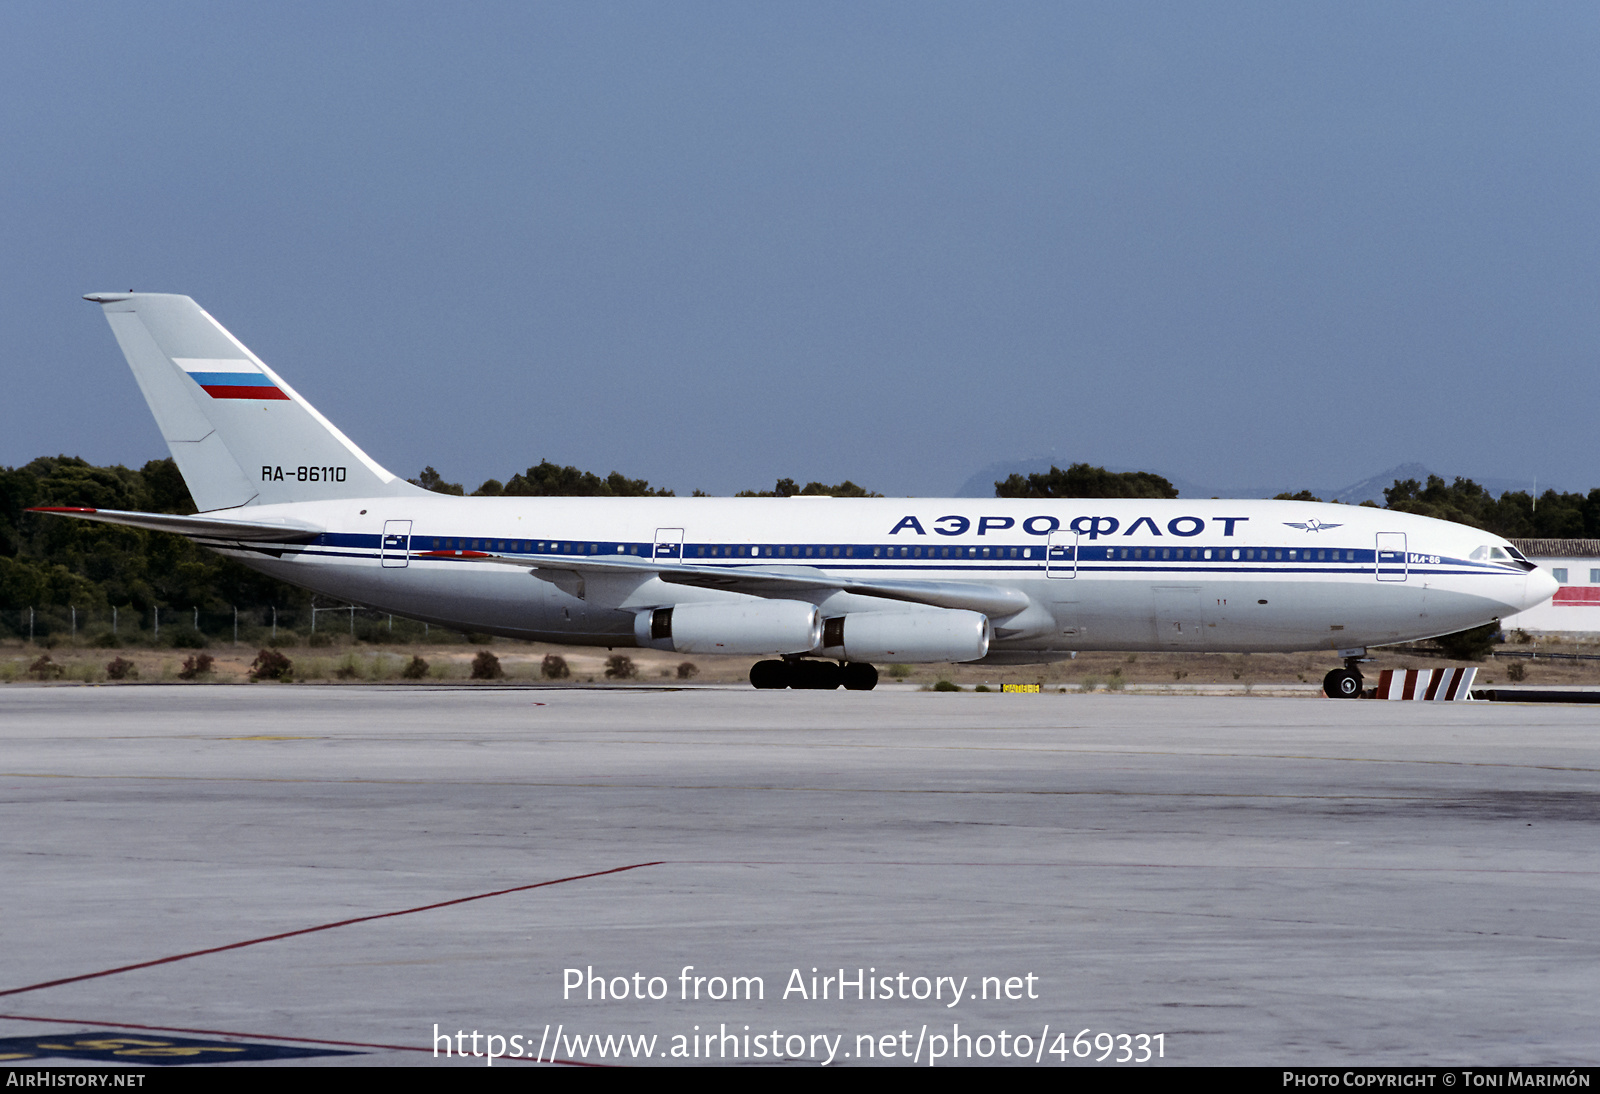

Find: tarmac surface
<box><xmin>1</xmin><ymin>685</ymin><xmax>1597</xmax><ymax>1067</ymax></box>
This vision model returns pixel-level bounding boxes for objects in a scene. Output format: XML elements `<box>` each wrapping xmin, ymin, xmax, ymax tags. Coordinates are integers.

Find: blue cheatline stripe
<box><xmin>264</xmin><ymin>534</ymin><xmax>1495</xmax><ymax>581</ymax></box>
<box><xmin>305</xmin><ymin>532</ymin><xmax>1509</xmax><ymax>571</ymax></box>
<box><xmin>268</xmin><ymin>552</ymin><xmax>1493</xmax><ymax>582</ymax></box>
<box><xmin>317</xmin><ymin>531</ymin><xmax>1507</xmax><ymax>572</ymax></box>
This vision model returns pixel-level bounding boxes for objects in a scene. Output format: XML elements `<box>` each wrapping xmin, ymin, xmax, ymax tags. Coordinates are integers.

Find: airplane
<box><xmin>30</xmin><ymin>293</ymin><xmax>1558</xmax><ymax>698</ymax></box>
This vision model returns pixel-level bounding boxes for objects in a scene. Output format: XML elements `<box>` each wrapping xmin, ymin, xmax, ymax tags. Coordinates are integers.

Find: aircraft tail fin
<box><xmin>84</xmin><ymin>293</ymin><xmax>422</xmax><ymax>510</ymax></box>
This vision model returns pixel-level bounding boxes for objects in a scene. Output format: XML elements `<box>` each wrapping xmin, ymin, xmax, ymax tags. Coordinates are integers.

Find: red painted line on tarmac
<box><xmin>666</xmin><ymin>859</ymin><xmax>1600</xmax><ymax>875</ymax></box>
<box><xmin>0</xmin><ymin>1013</ymin><xmax>604</xmax><ymax>1066</ymax></box>
<box><xmin>0</xmin><ymin>861</ymin><xmax>663</xmax><ymax>999</ymax></box>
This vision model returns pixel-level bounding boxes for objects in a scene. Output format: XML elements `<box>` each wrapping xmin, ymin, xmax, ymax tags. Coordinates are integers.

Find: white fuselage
<box><xmin>211</xmin><ymin>494</ymin><xmax>1556</xmax><ymax>661</ymax></box>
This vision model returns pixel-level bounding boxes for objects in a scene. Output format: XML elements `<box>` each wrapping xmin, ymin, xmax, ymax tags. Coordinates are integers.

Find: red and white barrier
<box><xmin>1375</xmin><ymin>667</ymin><xmax>1477</xmax><ymax>701</ymax></box>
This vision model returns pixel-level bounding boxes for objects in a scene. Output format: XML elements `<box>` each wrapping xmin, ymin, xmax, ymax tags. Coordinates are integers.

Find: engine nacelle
<box><xmin>635</xmin><ymin>600</ymin><xmax>822</xmax><ymax>655</ymax></box>
<box><xmin>820</xmin><ymin>609</ymin><xmax>991</xmax><ymax>663</ymax></box>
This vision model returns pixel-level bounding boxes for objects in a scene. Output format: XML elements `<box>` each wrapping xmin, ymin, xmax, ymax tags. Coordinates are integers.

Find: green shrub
<box><xmin>177</xmin><ymin>653</ymin><xmax>214</xmax><ymax>680</ymax></box>
<box><xmin>166</xmin><ymin>626</ymin><xmax>208</xmax><ymax>649</ymax></box>
<box><xmin>471</xmin><ymin>650</ymin><xmax>504</xmax><ymax>680</ymax></box>
<box><xmin>1431</xmin><ymin>622</ymin><xmax>1498</xmax><ymax>661</ymax></box>
<box><xmin>541</xmin><ymin>654</ymin><xmax>570</xmax><ymax>680</ymax></box>
<box><xmin>249</xmin><ymin>648</ymin><xmax>293</xmax><ymax>681</ymax></box>
<box><xmin>402</xmin><ymin>656</ymin><xmax>429</xmax><ymax>680</ymax></box>
<box><xmin>604</xmin><ymin>655</ymin><xmax>636</xmax><ymax>680</ymax></box>
<box><xmin>106</xmin><ymin>656</ymin><xmax>137</xmax><ymax>680</ymax></box>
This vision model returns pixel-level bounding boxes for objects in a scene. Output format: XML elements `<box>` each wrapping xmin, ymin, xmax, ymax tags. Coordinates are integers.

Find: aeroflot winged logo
<box><xmin>175</xmin><ymin>357</ymin><xmax>289</xmax><ymax>401</ymax></box>
<box><xmin>1284</xmin><ymin>519</ymin><xmax>1342</xmax><ymax>533</ymax></box>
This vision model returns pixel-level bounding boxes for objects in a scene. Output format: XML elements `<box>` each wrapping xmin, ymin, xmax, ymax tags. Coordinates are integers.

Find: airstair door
<box><xmin>1046</xmin><ymin>530</ymin><xmax>1078</xmax><ymax>578</ymax></box>
<box><xmin>1376</xmin><ymin>532</ymin><xmax>1408</xmax><ymax>582</ymax></box>
<box><xmin>381</xmin><ymin>520</ymin><xmax>412</xmax><ymax>568</ymax></box>
<box><xmin>653</xmin><ymin>527</ymin><xmax>684</xmax><ymax>564</ymax></box>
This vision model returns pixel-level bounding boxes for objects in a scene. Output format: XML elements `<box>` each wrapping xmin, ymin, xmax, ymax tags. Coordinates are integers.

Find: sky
<box><xmin>2</xmin><ymin>2</ymin><xmax>1596</xmax><ymax>499</ymax></box>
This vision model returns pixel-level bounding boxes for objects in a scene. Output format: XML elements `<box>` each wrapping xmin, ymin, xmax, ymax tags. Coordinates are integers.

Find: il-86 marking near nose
<box><xmin>33</xmin><ymin>294</ymin><xmax>1557</xmax><ymax>695</ymax></box>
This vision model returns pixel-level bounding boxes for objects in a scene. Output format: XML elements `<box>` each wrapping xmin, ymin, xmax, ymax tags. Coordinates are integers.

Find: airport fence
<box><xmin>0</xmin><ymin>604</ymin><xmax>452</xmax><ymax>647</ymax></box>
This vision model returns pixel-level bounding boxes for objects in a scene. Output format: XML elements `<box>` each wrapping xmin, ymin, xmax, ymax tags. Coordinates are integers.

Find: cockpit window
<box><xmin>1479</xmin><ymin>544</ymin><xmax>1538</xmax><ymax>571</ymax></box>
<box><xmin>1470</xmin><ymin>546</ymin><xmax>1488</xmax><ymax>560</ymax></box>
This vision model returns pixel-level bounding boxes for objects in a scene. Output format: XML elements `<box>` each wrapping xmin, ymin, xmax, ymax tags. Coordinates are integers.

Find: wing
<box><xmin>424</xmin><ymin>549</ymin><xmax>1029</xmax><ymax>616</ymax></box>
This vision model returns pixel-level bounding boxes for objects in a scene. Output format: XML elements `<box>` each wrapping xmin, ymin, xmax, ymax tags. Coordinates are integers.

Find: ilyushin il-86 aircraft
<box><xmin>33</xmin><ymin>294</ymin><xmax>1557</xmax><ymax>697</ymax></box>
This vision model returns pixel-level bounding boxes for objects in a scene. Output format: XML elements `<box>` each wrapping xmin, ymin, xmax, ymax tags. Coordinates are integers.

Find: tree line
<box><xmin>3</xmin><ymin>455</ymin><xmax>1594</xmax><ymax>633</ymax></box>
<box><xmin>1001</xmin><ymin>463</ymin><xmax>1600</xmax><ymax>540</ymax></box>
<box><xmin>411</xmin><ymin>463</ymin><xmax>880</xmax><ymax>500</ymax></box>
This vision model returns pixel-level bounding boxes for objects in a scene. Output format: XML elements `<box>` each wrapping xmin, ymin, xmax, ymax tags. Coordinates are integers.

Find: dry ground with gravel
<box><xmin>3</xmin><ymin>632</ymin><xmax>1596</xmax><ymax>691</ymax></box>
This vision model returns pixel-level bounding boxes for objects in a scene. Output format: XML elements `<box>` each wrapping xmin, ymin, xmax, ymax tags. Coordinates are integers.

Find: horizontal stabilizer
<box><xmin>428</xmin><ymin>549</ymin><xmax>1030</xmax><ymax>617</ymax></box>
<box><xmin>28</xmin><ymin>506</ymin><xmax>323</xmax><ymax>542</ymax></box>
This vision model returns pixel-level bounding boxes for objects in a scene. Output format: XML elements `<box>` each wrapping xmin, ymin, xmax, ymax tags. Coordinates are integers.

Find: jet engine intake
<box><xmin>635</xmin><ymin>600</ymin><xmax>822</xmax><ymax>655</ymax></box>
<box><xmin>820</xmin><ymin>609</ymin><xmax>991</xmax><ymax>663</ymax></box>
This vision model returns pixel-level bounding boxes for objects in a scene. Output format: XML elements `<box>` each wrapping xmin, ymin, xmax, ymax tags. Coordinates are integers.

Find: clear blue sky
<box><xmin>3</xmin><ymin>2</ymin><xmax>1596</xmax><ymax>498</ymax></box>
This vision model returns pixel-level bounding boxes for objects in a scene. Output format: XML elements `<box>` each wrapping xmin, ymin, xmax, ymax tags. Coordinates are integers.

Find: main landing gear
<box><xmin>1323</xmin><ymin>656</ymin><xmax>1367</xmax><ymax>699</ymax></box>
<box><xmin>750</xmin><ymin>659</ymin><xmax>878</xmax><ymax>691</ymax></box>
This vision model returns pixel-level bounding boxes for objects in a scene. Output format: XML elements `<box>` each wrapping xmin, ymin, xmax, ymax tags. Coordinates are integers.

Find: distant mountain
<box><xmin>956</xmin><ymin>459</ymin><xmax>1563</xmax><ymax>504</ymax></box>
<box><xmin>1321</xmin><ymin>464</ymin><xmax>1433</xmax><ymax>505</ymax></box>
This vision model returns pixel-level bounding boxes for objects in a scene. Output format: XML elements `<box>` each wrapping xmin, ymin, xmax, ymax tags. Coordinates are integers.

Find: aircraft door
<box><xmin>1376</xmin><ymin>533</ymin><xmax>1408</xmax><ymax>582</ymax></box>
<box><xmin>1046</xmin><ymin>530</ymin><xmax>1078</xmax><ymax>578</ymax></box>
<box><xmin>653</xmin><ymin>527</ymin><xmax>684</xmax><ymax>564</ymax></box>
<box><xmin>381</xmin><ymin>520</ymin><xmax>412</xmax><ymax>568</ymax></box>
<box><xmin>1153</xmin><ymin>586</ymin><xmax>1204</xmax><ymax>646</ymax></box>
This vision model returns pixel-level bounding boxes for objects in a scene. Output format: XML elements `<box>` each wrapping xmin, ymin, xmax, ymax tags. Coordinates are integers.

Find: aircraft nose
<box><xmin>1523</xmin><ymin>567</ymin><xmax>1560</xmax><ymax>609</ymax></box>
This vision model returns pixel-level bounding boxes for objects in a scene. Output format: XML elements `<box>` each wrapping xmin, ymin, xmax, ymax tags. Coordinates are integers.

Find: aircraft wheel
<box><xmin>792</xmin><ymin>660</ymin><xmax>842</xmax><ymax>690</ymax></box>
<box><xmin>1324</xmin><ymin>668</ymin><xmax>1363</xmax><ymax>699</ymax></box>
<box><xmin>841</xmin><ymin>662</ymin><xmax>878</xmax><ymax>691</ymax></box>
<box><xmin>750</xmin><ymin>660</ymin><xmax>790</xmax><ymax>689</ymax></box>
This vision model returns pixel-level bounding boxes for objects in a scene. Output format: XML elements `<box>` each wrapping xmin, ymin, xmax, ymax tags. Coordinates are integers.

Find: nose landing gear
<box><xmin>1324</xmin><ymin>654</ymin><xmax>1368</xmax><ymax>699</ymax></box>
<box><xmin>1323</xmin><ymin>667</ymin><xmax>1364</xmax><ymax>698</ymax></box>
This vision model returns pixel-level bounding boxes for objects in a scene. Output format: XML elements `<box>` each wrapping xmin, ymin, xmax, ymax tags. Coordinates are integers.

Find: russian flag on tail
<box><xmin>1375</xmin><ymin>667</ymin><xmax>1477</xmax><ymax>701</ymax></box>
<box><xmin>174</xmin><ymin>357</ymin><xmax>289</xmax><ymax>400</ymax></box>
